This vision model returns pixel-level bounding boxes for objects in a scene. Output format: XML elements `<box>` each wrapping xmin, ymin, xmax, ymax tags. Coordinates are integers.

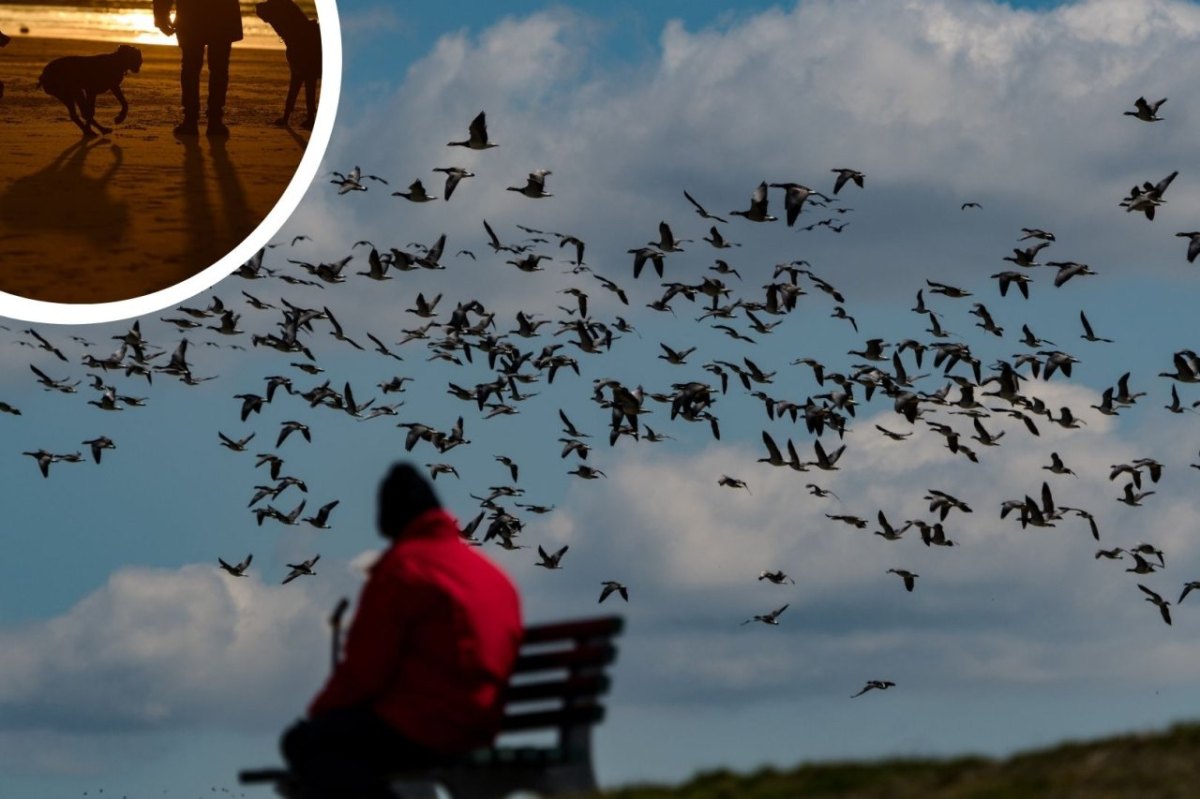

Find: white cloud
<box><xmin>0</xmin><ymin>558</ymin><xmax>374</xmax><ymax>733</ymax></box>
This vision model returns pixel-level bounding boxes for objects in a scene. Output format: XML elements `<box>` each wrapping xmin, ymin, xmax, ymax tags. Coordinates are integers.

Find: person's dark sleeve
<box><xmin>152</xmin><ymin>0</ymin><xmax>173</xmax><ymax>27</ymax></box>
<box><xmin>307</xmin><ymin>568</ymin><xmax>418</xmax><ymax>716</ymax></box>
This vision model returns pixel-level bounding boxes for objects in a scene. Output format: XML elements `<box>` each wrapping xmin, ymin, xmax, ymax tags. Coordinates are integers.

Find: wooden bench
<box><xmin>240</xmin><ymin>615</ymin><xmax>624</xmax><ymax>799</ymax></box>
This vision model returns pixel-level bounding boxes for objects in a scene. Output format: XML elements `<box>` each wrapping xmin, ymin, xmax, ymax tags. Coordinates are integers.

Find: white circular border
<box><xmin>0</xmin><ymin>0</ymin><xmax>343</xmax><ymax>325</ymax></box>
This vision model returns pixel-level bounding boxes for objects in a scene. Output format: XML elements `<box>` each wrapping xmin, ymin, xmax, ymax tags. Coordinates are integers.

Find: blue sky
<box><xmin>7</xmin><ymin>0</ymin><xmax>1200</xmax><ymax>797</ymax></box>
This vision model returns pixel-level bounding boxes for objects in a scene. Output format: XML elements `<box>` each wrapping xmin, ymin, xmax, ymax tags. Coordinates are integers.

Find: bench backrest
<box><xmin>497</xmin><ymin>615</ymin><xmax>624</xmax><ymax>755</ymax></box>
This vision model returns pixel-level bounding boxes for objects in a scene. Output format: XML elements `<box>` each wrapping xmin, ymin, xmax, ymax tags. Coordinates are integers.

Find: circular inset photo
<box><xmin>0</xmin><ymin>0</ymin><xmax>340</xmax><ymax>320</ymax></box>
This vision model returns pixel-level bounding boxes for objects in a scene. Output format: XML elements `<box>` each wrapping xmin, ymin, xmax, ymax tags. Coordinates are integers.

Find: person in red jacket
<box><xmin>281</xmin><ymin>463</ymin><xmax>523</xmax><ymax>799</ymax></box>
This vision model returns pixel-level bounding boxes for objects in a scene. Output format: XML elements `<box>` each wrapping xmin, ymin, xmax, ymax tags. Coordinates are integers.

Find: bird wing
<box><xmin>469</xmin><ymin>111</ymin><xmax>488</xmax><ymax>143</ymax></box>
<box><xmin>762</xmin><ymin>431</ymin><xmax>783</xmax><ymax>462</ymax></box>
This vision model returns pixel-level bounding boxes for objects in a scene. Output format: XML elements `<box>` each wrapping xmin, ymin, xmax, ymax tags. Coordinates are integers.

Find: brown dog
<box><xmin>37</xmin><ymin>44</ymin><xmax>142</xmax><ymax>137</ymax></box>
<box><xmin>255</xmin><ymin>0</ymin><xmax>320</xmax><ymax>129</ymax></box>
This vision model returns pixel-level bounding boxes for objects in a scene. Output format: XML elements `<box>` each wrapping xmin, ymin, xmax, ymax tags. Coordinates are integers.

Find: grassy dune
<box><xmin>592</xmin><ymin>722</ymin><xmax>1200</xmax><ymax>799</ymax></box>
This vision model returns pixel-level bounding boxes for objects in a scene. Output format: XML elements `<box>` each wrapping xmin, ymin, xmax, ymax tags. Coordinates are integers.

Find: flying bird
<box><xmin>218</xmin><ymin>554</ymin><xmax>252</xmax><ymax>577</ymax></box>
<box><xmin>448</xmin><ymin>111</ymin><xmax>498</xmax><ymax>149</ymax></box>
<box><xmin>741</xmin><ymin>604</ymin><xmax>789</xmax><ymax>625</ymax></box>
<box><xmin>831</xmin><ymin>168</ymin><xmax>864</xmax><ymax>194</ymax></box>
<box><xmin>886</xmin><ymin>569</ymin><xmax>918</xmax><ymax>592</ymax></box>
<box><xmin>730</xmin><ymin>181</ymin><xmax>777</xmax><ymax>223</ymax></box>
<box><xmin>850</xmin><ymin>680</ymin><xmax>895</xmax><ymax>698</ymax></box>
<box><xmin>599</xmin><ymin>581</ymin><xmax>629</xmax><ymax>603</ymax></box>
<box><xmin>282</xmin><ymin>555</ymin><xmax>320</xmax><ymax>585</ymax></box>
<box><xmin>1124</xmin><ymin>96</ymin><xmax>1166</xmax><ymax>121</ymax></box>
<box><xmin>302</xmin><ymin>500</ymin><xmax>341</xmax><ymax>529</ymax></box>
<box><xmin>536</xmin><ymin>545</ymin><xmax>568</xmax><ymax>569</ymax></box>
<box><xmin>683</xmin><ymin>190</ymin><xmax>728</xmax><ymax>224</ymax></box>
<box><xmin>507</xmin><ymin>170</ymin><xmax>553</xmax><ymax>198</ymax></box>
<box><xmin>1138</xmin><ymin>583</ymin><xmax>1172</xmax><ymax>625</ymax></box>
<box><xmin>432</xmin><ymin>166</ymin><xmax>475</xmax><ymax>200</ymax></box>
<box><xmin>758</xmin><ymin>570</ymin><xmax>795</xmax><ymax>585</ymax></box>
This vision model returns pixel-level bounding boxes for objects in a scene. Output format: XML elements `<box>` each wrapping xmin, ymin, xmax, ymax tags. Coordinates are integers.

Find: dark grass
<box><xmin>583</xmin><ymin>722</ymin><xmax>1200</xmax><ymax>799</ymax></box>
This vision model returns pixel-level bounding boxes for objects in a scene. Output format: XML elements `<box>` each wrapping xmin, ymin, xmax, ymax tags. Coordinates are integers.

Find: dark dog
<box><xmin>256</xmin><ymin>0</ymin><xmax>320</xmax><ymax>129</ymax></box>
<box><xmin>37</xmin><ymin>44</ymin><xmax>142</xmax><ymax>137</ymax></box>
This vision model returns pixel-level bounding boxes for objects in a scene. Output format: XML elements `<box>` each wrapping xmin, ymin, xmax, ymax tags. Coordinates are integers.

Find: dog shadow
<box><xmin>180</xmin><ymin>136</ymin><xmax>250</xmax><ymax>275</ymax></box>
<box><xmin>0</xmin><ymin>137</ymin><xmax>129</xmax><ymax>245</ymax></box>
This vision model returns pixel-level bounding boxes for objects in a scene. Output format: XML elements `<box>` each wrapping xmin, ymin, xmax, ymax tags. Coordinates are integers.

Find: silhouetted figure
<box><xmin>36</xmin><ymin>45</ymin><xmax>142</xmax><ymax>137</ymax></box>
<box><xmin>153</xmin><ymin>0</ymin><xmax>243</xmax><ymax>137</ymax></box>
<box><xmin>281</xmin><ymin>463</ymin><xmax>523</xmax><ymax>799</ymax></box>
<box><xmin>255</xmin><ymin>0</ymin><xmax>321</xmax><ymax>129</ymax></box>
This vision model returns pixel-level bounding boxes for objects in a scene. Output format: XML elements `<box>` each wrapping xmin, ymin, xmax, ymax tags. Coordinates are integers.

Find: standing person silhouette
<box><xmin>281</xmin><ymin>463</ymin><xmax>523</xmax><ymax>799</ymax></box>
<box><xmin>153</xmin><ymin>0</ymin><xmax>243</xmax><ymax>137</ymax></box>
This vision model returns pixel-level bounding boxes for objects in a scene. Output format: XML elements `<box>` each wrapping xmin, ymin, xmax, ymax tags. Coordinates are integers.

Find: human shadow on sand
<box><xmin>179</xmin><ymin>135</ymin><xmax>249</xmax><ymax>277</ymax></box>
<box><xmin>0</xmin><ymin>137</ymin><xmax>130</xmax><ymax>248</ymax></box>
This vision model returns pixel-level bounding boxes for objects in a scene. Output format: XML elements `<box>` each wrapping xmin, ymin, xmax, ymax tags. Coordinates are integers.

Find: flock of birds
<box><xmin>12</xmin><ymin>92</ymin><xmax>1200</xmax><ymax>725</ymax></box>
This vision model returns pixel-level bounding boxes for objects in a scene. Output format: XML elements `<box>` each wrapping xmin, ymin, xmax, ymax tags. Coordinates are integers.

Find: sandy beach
<box><xmin>0</xmin><ymin>36</ymin><xmax>313</xmax><ymax>304</ymax></box>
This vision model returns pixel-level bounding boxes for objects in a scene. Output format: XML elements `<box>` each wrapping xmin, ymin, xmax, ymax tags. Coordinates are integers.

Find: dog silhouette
<box><xmin>37</xmin><ymin>44</ymin><xmax>143</xmax><ymax>137</ymax></box>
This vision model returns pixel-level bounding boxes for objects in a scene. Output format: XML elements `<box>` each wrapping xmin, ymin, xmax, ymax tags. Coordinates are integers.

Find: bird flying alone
<box><xmin>219</xmin><ymin>554</ymin><xmax>252</xmax><ymax>577</ymax></box>
<box><xmin>741</xmin><ymin>604</ymin><xmax>789</xmax><ymax>625</ymax></box>
<box><xmin>850</xmin><ymin>680</ymin><xmax>895</xmax><ymax>698</ymax></box>
<box><xmin>448</xmin><ymin>111</ymin><xmax>497</xmax><ymax>149</ymax></box>
<box><xmin>282</xmin><ymin>555</ymin><xmax>319</xmax><ymax>585</ymax></box>
<box><xmin>536</xmin><ymin>545</ymin><xmax>568</xmax><ymax>569</ymax></box>
<box><xmin>599</xmin><ymin>581</ymin><xmax>629</xmax><ymax>603</ymax></box>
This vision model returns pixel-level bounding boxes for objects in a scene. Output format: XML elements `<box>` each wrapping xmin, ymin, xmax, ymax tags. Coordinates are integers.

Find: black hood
<box><xmin>377</xmin><ymin>462</ymin><xmax>441</xmax><ymax>538</ymax></box>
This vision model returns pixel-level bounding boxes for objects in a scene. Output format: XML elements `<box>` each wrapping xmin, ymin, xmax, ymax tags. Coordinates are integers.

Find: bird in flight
<box><xmin>536</xmin><ymin>544</ymin><xmax>568</xmax><ymax>569</ymax></box>
<box><xmin>758</xmin><ymin>570</ymin><xmax>795</xmax><ymax>585</ymax></box>
<box><xmin>1139</xmin><ymin>583</ymin><xmax>1172</xmax><ymax>625</ymax></box>
<box><xmin>1124</xmin><ymin>96</ymin><xmax>1166</xmax><ymax>121</ymax></box>
<box><xmin>282</xmin><ymin>555</ymin><xmax>320</xmax><ymax>585</ymax></box>
<box><xmin>683</xmin><ymin>190</ymin><xmax>728</xmax><ymax>224</ymax></box>
<box><xmin>448</xmin><ymin>110</ymin><xmax>498</xmax><ymax>149</ymax></box>
<box><xmin>218</xmin><ymin>554</ymin><xmax>252</xmax><ymax>577</ymax></box>
<box><xmin>599</xmin><ymin>581</ymin><xmax>629</xmax><ymax>603</ymax></box>
<box><xmin>851</xmin><ymin>680</ymin><xmax>896</xmax><ymax>698</ymax></box>
<box><xmin>886</xmin><ymin>569</ymin><xmax>918</xmax><ymax>592</ymax></box>
<box><xmin>741</xmin><ymin>604</ymin><xmax>789</xmax><ymax>625</ymax></box>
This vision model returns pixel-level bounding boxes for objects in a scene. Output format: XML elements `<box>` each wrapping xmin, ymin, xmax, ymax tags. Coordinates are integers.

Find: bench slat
<box><xmin>503</xmin><ymin>673</ymin><xmax>610</xmax><ymax>703</ymax></box>
<box><xmin>521</xmin><ymin>616</ymin><xmax>624</xmax><ymax>644</ymax></box>
<box><xmin>239</xmin><ymin>768</ymin><xmax>290</xmax><ymax>784</ymax></box>
<box><xmin>501</xmin><ymin>704</ymin><xmax>605</xmax><ymax>732</ymax></box>
<box><xmin>514</xmin><ymin>643</ymin><xmax>616</xmax><ymax>674</ymax></box>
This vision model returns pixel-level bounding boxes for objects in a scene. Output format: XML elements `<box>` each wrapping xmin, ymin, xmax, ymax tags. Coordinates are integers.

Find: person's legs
<box><xmin>281</xmin><ymin>707</ymin><xmax>441</xmax><ymax>799</ymax></box>
<box><xmin>177</xmin><ymin>40</ymin><xmax>204</xmax><ymax>134</ymax></box>
<box><xmin>205</xmin><ymin>40</ymin><xmax>232</xmax><ymax>136</ymax></box>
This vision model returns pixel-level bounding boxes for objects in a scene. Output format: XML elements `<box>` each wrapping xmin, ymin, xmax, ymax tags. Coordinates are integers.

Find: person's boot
<box><xmin>206</xmin><ymin>109</ymin><xmax>230</xmax><ymax>138</ymax></box>
<box><xmin>173</xmin><ymin>115</ymin><xmax>199</xmax><ymax>136</ymax></box>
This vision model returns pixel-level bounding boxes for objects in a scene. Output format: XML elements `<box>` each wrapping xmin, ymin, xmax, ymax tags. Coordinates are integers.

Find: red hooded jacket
<box><xmin>308</xmin><ymin>508</ymin><xmax>523</xmax><ymax>752</ymax></box>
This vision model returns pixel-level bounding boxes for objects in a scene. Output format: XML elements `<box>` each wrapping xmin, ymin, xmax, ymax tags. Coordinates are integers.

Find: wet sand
<box><xmin>0</xmin><ymin>36</ymin><xmax>314</xmax><ymax>303</ymax></box>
